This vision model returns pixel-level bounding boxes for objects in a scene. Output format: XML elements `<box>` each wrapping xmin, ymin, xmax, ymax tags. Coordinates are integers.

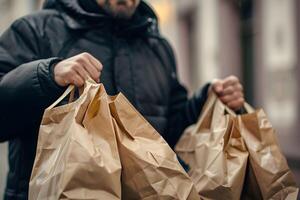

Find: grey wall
<box><xmin>0</xmin><ymin>143</ymin><xmax>8</xmax><ymax>197</ymax></box>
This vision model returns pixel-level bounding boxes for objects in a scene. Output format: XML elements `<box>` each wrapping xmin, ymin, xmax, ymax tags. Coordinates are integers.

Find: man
<box><xmin>0</xmin><ymin>0</ymin><xmax>244</xmax><ymax>199</ymax></box>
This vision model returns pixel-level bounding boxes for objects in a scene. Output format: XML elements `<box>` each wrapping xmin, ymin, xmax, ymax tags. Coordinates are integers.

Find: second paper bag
<box><xmin>238</xmin><ymin>104</ymin><xmax>299</xmax><ymax>200</ymax></box>
<box><xmin>109</xmin><ymin>93</ymin><xmax>200</xmax><ymax>200</ymax></box>
<box><xmin>175</xmin><ymin>93</ymin><xmax>248</xmax><ymax>200</ymax></box>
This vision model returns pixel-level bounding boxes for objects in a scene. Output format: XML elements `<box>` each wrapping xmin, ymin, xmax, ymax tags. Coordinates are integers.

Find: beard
<box><xmin>102</xmin><ymin>0</ymin><xmax>139</xmax><ymax>19</ymax></box>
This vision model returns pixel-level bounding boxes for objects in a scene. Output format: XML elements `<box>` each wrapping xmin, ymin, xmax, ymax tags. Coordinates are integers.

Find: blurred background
<box><xmin>0</xmin><ymin>0</ymin><xmax>299</xmax><ymax>197</ymax></box>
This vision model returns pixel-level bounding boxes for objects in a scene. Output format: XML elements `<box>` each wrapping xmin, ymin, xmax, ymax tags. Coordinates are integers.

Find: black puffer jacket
<box><xmin>0</xmin><ymin>0</ymin><xmax>209</xmax><ymax>199</ymax></box>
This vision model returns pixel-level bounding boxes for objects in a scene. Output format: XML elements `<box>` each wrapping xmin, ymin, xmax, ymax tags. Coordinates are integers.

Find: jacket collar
<box><xmin>43</xmin><ymin>0</ymin><xmax>159</xmax><ymax>36</ymax></box>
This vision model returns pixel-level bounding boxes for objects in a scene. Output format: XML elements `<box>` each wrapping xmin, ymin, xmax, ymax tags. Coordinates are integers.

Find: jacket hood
<box><xmin>43</xmin><ymin>0</ymin><xmax>159</xmax><ymax>35</ymax></box>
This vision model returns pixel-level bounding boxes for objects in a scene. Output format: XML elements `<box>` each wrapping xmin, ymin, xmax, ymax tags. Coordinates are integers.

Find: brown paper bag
<box><xmin>29</xmin><ymin>80</ymin><xmax>122</xmax><ymax>200</ymax></box>
<box><xmin>175</xmin><ymin>93</ymin><xmax>249</xmax><ymax>200</ymax></box>
<box><xmin>238</xmin><ymin>104</ymin><xmax>299</xmax><ymax>200</ymax></box>
<box><xmin>109</xmin><ymin>93</ymin><xmax>200</xmax><ymax>200</ymax></box>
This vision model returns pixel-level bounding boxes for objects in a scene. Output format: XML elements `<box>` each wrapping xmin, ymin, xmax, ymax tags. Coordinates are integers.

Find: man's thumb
<box><xmin>212</xmin><ymin>79</ymin><xmax>223</xmax><ymax>94</ymax></box>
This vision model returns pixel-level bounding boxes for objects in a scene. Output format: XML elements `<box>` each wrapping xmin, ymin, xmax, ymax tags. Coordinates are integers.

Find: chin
<box><xmin>114</xmin><ymin>12</ymin><xmax>134</xmax><ymax>19</ymax></box>
<box><xmin>113</xmin><ymin>7</ymin><xmax>136</xmax><ymax>19</ymax></box>
<box><xmin>102</xmin><ymin>0</ymin><xmax>139</xmax><ymax>19</ymax></box>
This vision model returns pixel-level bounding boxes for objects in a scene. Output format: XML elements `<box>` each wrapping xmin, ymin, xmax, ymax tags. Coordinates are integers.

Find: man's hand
<box><xmin>54</xmin><ymin>52</ymin><xmax>103</xmax><ymax>87</ymax></box>
<box><xmin>211</xmin><ymin>76</ymin><xmax>244</xmax><ymax>111</ymax></box>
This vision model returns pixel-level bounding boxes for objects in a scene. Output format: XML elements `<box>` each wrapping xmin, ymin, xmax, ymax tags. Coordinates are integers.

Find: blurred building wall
<box><xmin>218</xmin><ymin>1</ymin><xmax>242</xmax><ymax>79</ymax></box>
<box><xmin>149</xmin><ymin>0</ymin><xmax>242</xmax><ymax>91</ymax></box>
<box><xmin>254</xmin><ymin>0</ymin><xmax>300</xmax><ymax>187</ymax></box>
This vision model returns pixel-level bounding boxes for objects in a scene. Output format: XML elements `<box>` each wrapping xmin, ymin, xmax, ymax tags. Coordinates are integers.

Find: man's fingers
<box><xmin>54</xmin><ymin>53</ymin><xmax>103</xmax><ymax>87</ymax></box>
<box><xmin>86</xmin><ymin>53</ymin><xmax>103</xmax><ymax>72</ymax></box>
<box><xmin>71</xmin><ymin>74</ymin><xmax>85</xmax><ymax>87</ymax></box>
<box><xmin>213</xmin><ymin>75</ymin><xmax>245</xmax><ymax>110</ymax></box>
<box><xmin>227</xmin><ymin>97</ymin><xmax>245</xmax><ymax>111</ymax></box>
<box><xmin>82</xmin><ymin>60</ymin><xmax>100</xmax><ymax>82</ymax></box>
<box><xmin>222</xmin><ymin>83</ymin><xmax>243</xmax><ymax>95</ymax></box>
<box><xmin>77</xmin><ymin>54</ymin><xmax>101</xmax><ymax>82</ymax></box>
<box><xmin>223</xmin><ymin>75</ymin><xmax>239</xmax><ymax>88</ymax></box>
<box><xmin>84</xmin><ymin>53</ymin><xmax>102</xmax><ymax>82</ymax></box>
<box><xmin>219</xmin><ymin>91</ymin><xmax>244</xmax><ymax>103</ymax></box>
<box><xmin>222</xmin><ymin>85</ymin><xmax>234</xmax><ymax>95</ymax></box>
<box><xmin>82</xmin><ymin>52</ymin><xmax>103</xmax><ymax>73</ymax></box>
<box><xmin>73</xmin><ymin>63</ymin><xmax>90</xmax><ymax>81</ymax></box>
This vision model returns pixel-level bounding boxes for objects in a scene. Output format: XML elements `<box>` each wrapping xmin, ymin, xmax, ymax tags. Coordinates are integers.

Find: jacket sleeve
<box><xmin>163</xmin><ymin>42</ymin><xmax>210</xmax><ymax>148</ymax></box>
<box><xmin>0</xmin><ymin>18</ymin><xmax>64</xmax><ymax>142</ymax></box>
<box><xmin>166</xmin><ymin>74</ymin><xmax>210</xmax><ymax>148</ymax></box>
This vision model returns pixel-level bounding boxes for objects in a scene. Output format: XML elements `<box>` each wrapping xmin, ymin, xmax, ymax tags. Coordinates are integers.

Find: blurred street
<box><xmin>0</xmin><ymin>0</ymin><xmax>299</xmax><ymax>197</ymax></box>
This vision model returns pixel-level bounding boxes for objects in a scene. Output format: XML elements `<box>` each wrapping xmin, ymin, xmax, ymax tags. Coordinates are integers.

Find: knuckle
<box><xmin>230</xmin><ymin>75</ymin><xmax>237</xmax><ymax>80</ymax></box>
<box><xmin>237</xmin><ymin>99</ymin><xmax>244</xmax><ymax>106</ymax></box>
<box><xmin>81</xmin><ymin>52</ymin><xmax>90</xmax><ymax>58</ymax></box>
<box><xmin>67</xmin><ymin>68</ymin><xmax>75</xmax><ymax>76</ymax></box>
<box><xmin>93</xmin><ymin>61</ymin><xmax>102</xmax><ymax>71</ymax></box>
<box><xmin>76</xmin><ymin>55</ymin><xmax>87</xmax><ymax>63</ymax></box>
<box><xmin>76</xmin><ymin>56</ymin><xmax>84</xmax><ymax>63</ymax></box>
<box><xmin>227</xmin><ymin>86</ymin><xmax>234</xmax><ymax>93</ymax></box>
<box><xmin>236</xmin><ymin>83</ymin><xmax>243</xmax><ymax>90</ymax></box>
<box><xmin>229</xmin><ymin>75</ymin><xmax>238</xmax><ymax>83</ymax></box>
<box><xmin>70</xmin><ymin>66</ymin><xmax>77</xmax><ymax>73</ymax></box>
<box><xmin>73</xmin><ymin>63</ymin><xmax>82</xmax><ymax>70</ymax></box>
<box><xmin>99</xmin><ymin>63</ymin><xmax>103</xmax><ymax>70</ymax></box>
<box><xmin>212</xmin><ymin>78</ymin><xmax>220</xmax><ymax>84</ymax></box>
<box><xmin>233</xmin><ymin>91</ymin><xmax>239</xmax><ymax>98</ymax></box>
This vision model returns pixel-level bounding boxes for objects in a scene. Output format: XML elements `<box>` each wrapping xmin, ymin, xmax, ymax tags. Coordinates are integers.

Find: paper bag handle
<box><xmin>243</xmin><ymin>102</ymin><xmax>255</xmax><ymax>113</ymax></box>
<box><xmin>192</xmin><ymin>91</ymin><xmax>217</xmax><ymax>133</ymax></box>
<box><xmin>47</xmin><ymin>77</ymin><xmax>96</xmax><ymax>110</ymax></box>
<box><xmin>192</xmin><ymin>91</ymin><xmax>237</xmax><ymax>134</ymax></box>
<box><xmin>211</xmin><ymin>95</ymin><xmax>236</xmax><ymax>127</ymax></box>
